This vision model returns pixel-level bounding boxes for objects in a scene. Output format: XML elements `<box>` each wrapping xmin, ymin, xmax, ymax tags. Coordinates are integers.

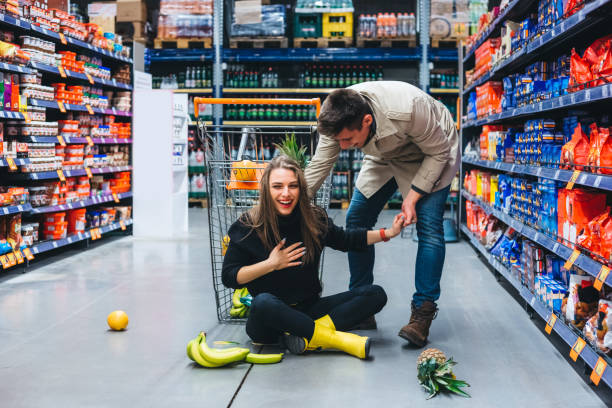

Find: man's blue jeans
<box><xmin>346</xmin><ymin>178</ymin><xmax>450</xmax><ymax>307</ymax></box>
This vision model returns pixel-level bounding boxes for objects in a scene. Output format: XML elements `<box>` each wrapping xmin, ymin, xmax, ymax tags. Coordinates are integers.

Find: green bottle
<box><xmin>324</xmin><ymin>69</ymin><xmax>331</xmax><ymax>88</ymax></box>
<box><xmin>238</xmin><ymin>105</ymin><xmax>246</xmax><ymax>120</ymax></box>
<box><xmin>288</xmin><ymin>106</ymin><xmax>295</xmax><ymax>121</ymax></box>
<box><xmin>304</xmin><ymin>66</ymin><xmax>311</xmax><ymax>88</ymax></box>
<box><xmin>265</xmin><ymin>105</ymin><xmax>272</xmax><ymax>120</ymax></box>
<box><xmin>338</xmin><ymin>65</ymin><xmax>345</xmax><ymax>88</ymax></box>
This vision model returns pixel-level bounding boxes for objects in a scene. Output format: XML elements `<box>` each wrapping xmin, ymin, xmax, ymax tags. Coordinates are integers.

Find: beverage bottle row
<box><xmin>189</xmin><ymin>96</ymin><xmax>213</xmax><ymax>121</ymax></box>
<box><xmin>299</xmin><ymin>64</ymin><xmax>383</xmax><ymax>88</ymax></box>
<box><xmin>352</xmin><ymin>150</ymin><xmax>364</xmax><ymax>171</ymax></box>
<box><xmin>435</xmin><ymin>97</ymin><xmax>457</xmax><ymax>120</ymax></box>
<box><xmin>358</xmin><ymin>13</ymin><xmax>416</xmax><ymax>38</ymax></box>
<box><xmin>430</xmin><ymin>73</ymin><xmax>458</xmax><ymax>89</ymax></box>
<box><xmin>332</xmin><ymin>173</ymin><xmax>350</xmax><ymax>200</ymax></box>
<box><xmin>153</xmin><ymin>66</ymin><xmax>212</xmax><ymax>89</ymax></box>
<box><xmin>224</xmin><ymin>104</ymin><xmax>317</xmax><ymax>122</ymax></box>
<box><xmin>189</xmin><ymin>173</ymin><xmax>208</xmax><ymax>197</ymax></box>
<box><xmin>334</xmin><ymin>150</ymin><xmax>352</xmax><ymax>171</ymax></box>
<box><xmin>225</xmin><ymin>65</ymin><xmax>279</xmax><ymax>88</ymax></box>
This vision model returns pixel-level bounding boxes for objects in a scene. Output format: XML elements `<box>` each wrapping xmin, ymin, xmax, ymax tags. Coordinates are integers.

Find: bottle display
<box><xmin>299</xmin><ymin>64</ymin><xmax>383</xmax><ymax>88</ymax></box>
<box><xmin>153</xmin><ymin>65</ymin><xmax>212</xmax><ymax>89</ymax></box>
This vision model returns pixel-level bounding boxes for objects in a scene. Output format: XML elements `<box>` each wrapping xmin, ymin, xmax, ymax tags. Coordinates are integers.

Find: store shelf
<box><xmin>12</xmin><ymin>165</ymin><xmax>132</xmax><ymax>180</ymax></box>
<box><xmin>19</xmin><ymin>136</ymin><xmax>132</xmax><ymax>144</ymax></box>
<box><xmin>29</xmin><ymin>62</ymin><xmax>133</xmax><ymax>90</ymax></box>
<box><xmin>461</xmin><ymin>223</ymin><xmax>612</xmax><ymax>388</ymax></box>
<box><xmin>30</xmin><ymin>192</ymin><xmax>132</xmax><ymax>214</ymax></box>
<box><xmin>0</xmin><ymin>157</ymin><xmax>30</xmax><ymax>167</ymax></box>
<box><xmin>463</xmin><ymin>0</ymin><xmax>612</xmax><ymax>94</ymax></box>
<box><xmin>0</xmin><ymin>203</ymin><xmax>32</xmax><ymax>215</ymax></box>
<box><xmin>223</xmin><ymin>88</ymin><xmax>337</xmax><ymax>94</ymax></box>
<box><xmin>0</xmin><ymin>13</ymin><xmax>132</xmax><ymax>64</ymax></box>
<box><xmin>28</xmin><ymin>98</ymin><xmax>132</xmax><ymax>117</ymax></box>
<box><xmin>149</xmin><ymin>48</ymin><xmax>422</xmax><ymax>63</ymax></box>
<box><xmin>0</xmin><ymin>61</ymin><xmax>36</xmax><ymax>75</ymax></box>
<box><xmin>462</xmin><ymin>83</ymin><xmax>612</xmax><ymax>128</ymax></box>
<box><xmin>0</xmin><ymin>110</ymin><xmax>25</xmax><ymax>120</ymax></box>
<box><xmin>463</xmin><ymin>0</ymin><xmax>534</xmax><ymax>63</ymax></box>
<box><xmin>462</xmin><ymin>156</ymin><xmax>612</xmax><ymax>191</ymax></box>
<box><xmin>429</xmin><ymin>88</ymin><xmax>459</xmax><ymax>94</ymax></box>
<box><xmin>173</xmin><ymin>88</ymin><xmax>212</xmax><ymax>93</ymax></box>
<box><xmin>31</xmin><ymin>218</ymin><xmax>133</xmax><ymax>255</ymax></box>
<box><xmin>462</xmin><ymin>190</ymin><xmax>612</xmax><ymax>287</ymax></box>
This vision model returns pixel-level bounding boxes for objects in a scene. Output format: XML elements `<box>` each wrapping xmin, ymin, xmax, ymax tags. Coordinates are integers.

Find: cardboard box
<box><xmin>116</xmin><ymin>21</ymin><xmax>146</xmax><ymax>40</ymax></box>
<box><xmin>117</xmin><ymin>0</ymin><xmax>147</xmax><ymax>23</ymax></box>
<box><xmin>89</xmin><ymin>2</ymin><xmax>117</xmax><ymax>33</ymax></box>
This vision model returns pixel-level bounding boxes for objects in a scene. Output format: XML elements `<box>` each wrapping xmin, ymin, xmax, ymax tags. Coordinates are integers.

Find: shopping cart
<box><xmin>194</xmin><ymin>97</ymin><xmax>332</xmax><ymax>323</ymax></box>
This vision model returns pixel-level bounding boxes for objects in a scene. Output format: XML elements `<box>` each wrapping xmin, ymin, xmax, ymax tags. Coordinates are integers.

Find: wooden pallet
<box><xmin>356</xmin><ymin>36</ymin><xmax>417</xmax><ymax>48</ymax></box>
<box><xmin>154</xmin><ymin>37</ymin><xmax>212</xmax><ymax>49</ymax></box>
<box><xmin>229</xmin><ymin>36</ymin><xmax>288</xmax><ymax>49</ymax></box>
<box><xmin>294</xmin><ymin>37</ymin><xmax>353</xmax><ymax>48</ymax></box>
<box><xmin>188</xmin><ymin>197</ymin><xmax>208</xmax><ymax>208</ymax></box>
<box><xmin>430</xmin><ymin>36</ymin><xmax>464</xmax><ymax>48</ymax></box>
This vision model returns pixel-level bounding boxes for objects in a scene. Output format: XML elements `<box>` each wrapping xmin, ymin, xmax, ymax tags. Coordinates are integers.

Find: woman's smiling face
<box><xmin>269</xmin><ymin>168</ymin><xmax>299</xmax><ymax>216</ymax></box>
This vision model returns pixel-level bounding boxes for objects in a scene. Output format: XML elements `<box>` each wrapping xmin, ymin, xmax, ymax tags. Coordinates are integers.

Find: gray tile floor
<box><xmin>0</xmin><ymin>209</ymin><xmax>609</xmax><ymax>407</ymax></box>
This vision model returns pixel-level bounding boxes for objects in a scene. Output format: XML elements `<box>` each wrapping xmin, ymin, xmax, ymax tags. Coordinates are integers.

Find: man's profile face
<box><xmin>335</xmin><ymin>114</ymin><xmax>373</xmax><ymax>150</ymax></box>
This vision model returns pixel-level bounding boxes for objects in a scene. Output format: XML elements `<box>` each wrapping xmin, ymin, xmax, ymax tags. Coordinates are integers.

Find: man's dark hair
<box><xmin>317</xmin><ymin>89</ymin><xmax>370</xmax><ymax>136</ymax></box>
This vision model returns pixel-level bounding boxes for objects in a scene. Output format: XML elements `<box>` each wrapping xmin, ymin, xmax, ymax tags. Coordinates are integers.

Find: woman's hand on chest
<box><xmin>267</xmin><ymin>239</ymin><xmax>306</xmax><ymax>271</ymax></box>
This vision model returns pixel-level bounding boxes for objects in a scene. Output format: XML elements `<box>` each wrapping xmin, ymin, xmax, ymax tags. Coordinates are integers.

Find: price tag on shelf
<box><xmin>6</xmin><ymin>157</ymin><xmax>17</xmax><ymax>171</ymax></box>
<box><xmin>57</xmin><ymin>135</ymin><xmax>66</xmax><ymax>146</ymax></box>
<box><xmin>112</xmin><ymin>193</ymin><xmax>120</xmax><ymax>203</ymax></box>
<box><xmin>85</xmin><ymin>167</ymin><xmax>93</xmax><ymax>178</ymax></box>
<box><xmin>569</xmin><ymin>337</ymin><xmax>586</xmax><ymax>362</ymax></box>
<box><xmin>57</xmin><ymin>101</ymin><xmax>66</xmax><ymax>113</ymax></box>
<box><xmin>594</xmin><ymin>266</ymin><xmax>611</xmax><ymax>291</ymax></box>
<box><xmin>564</xmin><ymin>249</ymin><xmax>581</xmax><ymax>270</ymax></box>
<box><xmin>90</xmin><ymin>229</ymin><xmax>98</xmax><ymax>241</ymax></box>
<box><xmin>85</xmin><ymin>104</ymin><xmax>94</xmax><ymax>115</ymax></box>
<box><xmin>85</xmin><ymin>136</ymin><xmax>94</xmax><ymax>147</ymax></box>
<box><xmin>0</xmin><ymin>255</ymin><xmax>11</xmax><ymax>269</ymax></box>
<box><xmin>97</xmin><ymin>229</ymin><xmax>103</xmax><ymax>239</ymax></box>
<box><xmin>59</xmin><ymin>32</ymin><xmax>67</xmax><ymax>44</ymax></box>
<box><xmin>57</xmin><ymin>169</ymin><xmax>66</xmax><ymax>182</ymax></box>
<box><xmin>0</xmin><ymin>255</ymin><xmax>9</xmax><ymax>269</ymax></box>
<box><xmin>590</xmin><ymin>357</ymin><xmax>608</xmax><ymax>386</ymax></box>
<box><xmin>23</xmin><ymin>112</ymin><xmax>31</xmax><ymax>123</ymax></box>
<box><xmin>6</xmin><ymin>252</ymin><xmax>16</xmax><ymax>267</ymax></box>
<box><xmin>58</xmin><ymin>66</ymin><xmax>67</xmax><ymax>78</ymax></box>
<box><xmin>22</xmin><ymin>248</ymin><xmax>34</xmax><ymax>261</ymax></box>
<box><xmin>545</xmin><ymin>313</ymin><xmax>557</xmax><ymax>335</ymax></box>
<box><xmin>119</xmin><ymin>220</ymin><xmax>126</xmax><ymax>231</ymax></box>
<box><xmin>14</xmin><ymin>250</ymin><xmax>24</xmax><ymax>264</ymax></box>
<box><xmin>566</xmin><ymin>170</ymin><xmax>581</xmax><ymax>189</ymax></box>
<box><xmin>85</xmin><ymin>73</ymin><xmax>94</xmax><ymax>84</ymax></box>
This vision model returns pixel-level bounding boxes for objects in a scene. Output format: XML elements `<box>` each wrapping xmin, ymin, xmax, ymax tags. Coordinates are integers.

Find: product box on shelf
<box><xmin>116</xmin><ymin>0</ymin><xmax>147</xmax><ymax>23</ymax></box>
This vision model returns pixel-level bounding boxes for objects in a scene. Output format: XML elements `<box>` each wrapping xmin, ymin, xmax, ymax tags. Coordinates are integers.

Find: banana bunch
<box><xmin>230</xmin><ymin>287</ymin><xmax>251</xmax><ymax>318</ymax></box>
<box><xmin>187</xmin><ymin>332</ymin><xmax>283</xmax><ymax>367</ymax></box>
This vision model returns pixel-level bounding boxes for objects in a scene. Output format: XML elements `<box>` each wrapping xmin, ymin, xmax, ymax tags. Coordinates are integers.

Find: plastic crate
<box><xmin>322</xmin><ymin>12</ymin><xmax>353</xmax><ymax>38</ymax></box>
<box><xmin>294</xmin><ymin>13</ymin><xmax>322</xmax><ymax>38</ymax></box>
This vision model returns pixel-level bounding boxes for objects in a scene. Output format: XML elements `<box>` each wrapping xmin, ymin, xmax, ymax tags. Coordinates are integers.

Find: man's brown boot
<box><xmin>398</xmin><ymin>301</ymin><xmax>438</xmax><ymax>347</ymax></box>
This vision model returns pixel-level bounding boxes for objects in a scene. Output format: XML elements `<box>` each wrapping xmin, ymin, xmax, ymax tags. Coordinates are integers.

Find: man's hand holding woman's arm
<box><xmin>366</xmin><ymin>213</ymin><xmax>405</xmax><ymax>244</ymax></box>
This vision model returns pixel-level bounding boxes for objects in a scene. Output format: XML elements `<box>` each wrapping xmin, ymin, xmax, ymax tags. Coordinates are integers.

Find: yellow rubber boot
<box><xmin>306</xmin><ymin>316</ymin><xmax>371</xmax><ymax>359</ymax></box>
<box><xmin>283</xmin><ymin>315</ymin><xmax>334</xmax><ymax>354</ymax></box>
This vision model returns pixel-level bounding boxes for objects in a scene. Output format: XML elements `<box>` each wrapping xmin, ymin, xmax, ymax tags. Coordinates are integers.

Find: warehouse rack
<box><xmin>0</xmin><ymin>10</ymin><xmax>134</xmax><ymax>273</ymax></box>
<box><xmin>459</xmin><ymin>0</ymin><xmax>612</xmax><ymax>389</ymax></box>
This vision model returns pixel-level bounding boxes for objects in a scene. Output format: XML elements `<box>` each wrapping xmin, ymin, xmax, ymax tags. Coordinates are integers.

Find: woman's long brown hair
<box><xmin>242</xmin><ymin>155</ymin><xmax>327</xmax><ymax>264</ymax></box>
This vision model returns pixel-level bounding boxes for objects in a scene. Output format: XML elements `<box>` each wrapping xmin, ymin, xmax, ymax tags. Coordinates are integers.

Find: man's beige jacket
<box><xmin>305</xmin><ymin>81</ymin><xmax>460</xmax><ymax>199</ymax></box>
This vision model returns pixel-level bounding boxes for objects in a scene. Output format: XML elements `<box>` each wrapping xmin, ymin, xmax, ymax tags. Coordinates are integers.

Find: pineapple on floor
<box><xmin>416</xmin><ymin>348</ymin><xmax>471</xmax><ymax>399</ymax></box>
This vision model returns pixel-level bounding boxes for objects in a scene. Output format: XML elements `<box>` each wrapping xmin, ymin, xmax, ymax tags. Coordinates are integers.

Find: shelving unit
<box><xmin>0</xmin><ymin>10</ymin><xmax>134</xmax><ymax>272</ymax></box>
<box><xmin>461</xmin><ymin>224</ymin><xmax>612</xmax><ymax>389</ymax></box>
<box><xmin>459</xmin><ymin>0</ymin><xmax>612</xmax><ymax>389</ymax></box>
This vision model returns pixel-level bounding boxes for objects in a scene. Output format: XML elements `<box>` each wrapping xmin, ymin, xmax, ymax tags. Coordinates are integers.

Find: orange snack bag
<box><xmin>561</xmin><ymin>124</ymin><xmax>590</xmax><ymax>170</ymax></box>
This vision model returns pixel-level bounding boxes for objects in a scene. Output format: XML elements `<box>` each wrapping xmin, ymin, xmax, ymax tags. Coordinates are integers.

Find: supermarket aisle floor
<box><xmin>0</xmin><ymin>209</ymin><xmax>608</xmax><ymax>408</ymax></box>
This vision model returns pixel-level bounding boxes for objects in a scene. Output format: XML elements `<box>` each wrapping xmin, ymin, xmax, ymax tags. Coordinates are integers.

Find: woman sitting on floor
<box><xmin>222</xmin><ymin>155</ymin><xmax>404</xmax><ymax>359</ymax></box>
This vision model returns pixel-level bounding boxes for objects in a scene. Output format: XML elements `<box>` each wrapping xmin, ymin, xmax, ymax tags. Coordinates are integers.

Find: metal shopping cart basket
<box><xmin>194</xmin><ymin>97</ymin><xmax>332</xmax><ymax>323</ymax></box>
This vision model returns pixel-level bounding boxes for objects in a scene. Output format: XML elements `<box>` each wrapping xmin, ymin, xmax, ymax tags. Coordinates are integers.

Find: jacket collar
<box><xmin>361</xmin><ymin>93</ymin><xmax>398</xmax><ymax>141</ymax></box>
